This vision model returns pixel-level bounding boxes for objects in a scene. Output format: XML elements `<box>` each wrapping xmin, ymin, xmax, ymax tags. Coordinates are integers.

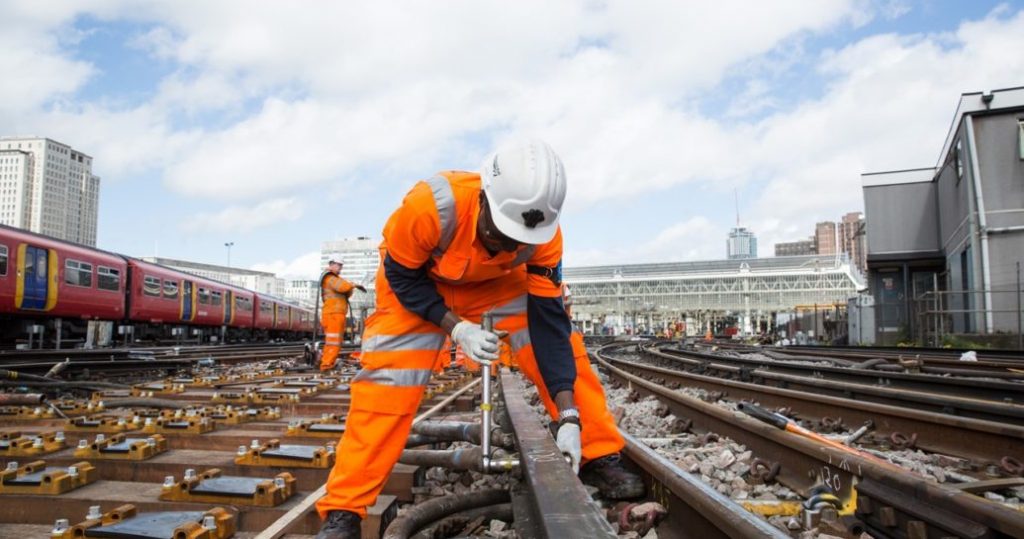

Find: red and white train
<box><xmin>0</xmin><ymin>224</ymin><xmax>314</xmax><ymax>346</ymax></box>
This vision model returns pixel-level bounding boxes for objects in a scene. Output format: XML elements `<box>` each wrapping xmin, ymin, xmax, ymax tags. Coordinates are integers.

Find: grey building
<box><xmin>862</xmin><ymin>87</ymin><xmax>1024</xmax><ymax>344</ymax></box>
<box><xmin>726</xmin><ymin>227</ymin><xmax>757</xmax><ymax>259</ymax></box>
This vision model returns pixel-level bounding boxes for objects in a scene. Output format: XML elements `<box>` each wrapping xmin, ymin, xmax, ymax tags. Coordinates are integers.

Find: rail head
<box><xmin>498</xmin><ymin>370</ymin><xmax>617</xmax><ymax>539</ymax></box>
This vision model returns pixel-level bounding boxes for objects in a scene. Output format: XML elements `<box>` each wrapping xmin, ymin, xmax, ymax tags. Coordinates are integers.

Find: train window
<box><xmin>98</xmin><ymin>266</ymin><xmax>121</xmax><ymax>291</ymax></box>
<box><xmin>236</xmin><ymin>296</ymin><xmax>252</xmax><ymax>311</ymax></box>
<box><xmin>65</xmin><ymin>259</ymin><xmax>93</xmax><ymax>287</ymax></box>
<box><xmin>259</xmin><ymin>300</ymin><xmax>272</xmax><ymax>313</ymax></box>
<box><xmin>0</xmin><ymin>244</ymin><xmax>7</xmax><ymax>276</ymax></box>
<box><xmin>198</xmin><ymin>287</ymin><xmax>210</xmax><ymax>304</ymax></box>
<box><xmin>163</xmin><ymin>280</ymin><xmax>179</xmax><ymax>299</ymax></box>
<box><xmin>143</xmin><ymin>276</ymin><xmax>161</xmax><ymax>296</ymax></box>
<box><xmin>211</xmin><ymin>291</ymin><xmax>223</xmax><ymax>306</ymax></box>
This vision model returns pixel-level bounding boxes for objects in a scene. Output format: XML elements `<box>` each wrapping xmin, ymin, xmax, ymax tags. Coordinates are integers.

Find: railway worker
<box><xmin>315</xmin><ymin>140</ymin><xmax>643</xmax><ymax>538</ymax></box>
<box><xmin>319</xmin><ymin>256</ymin><xmax>366</xmax><ymax>371</ymax></box>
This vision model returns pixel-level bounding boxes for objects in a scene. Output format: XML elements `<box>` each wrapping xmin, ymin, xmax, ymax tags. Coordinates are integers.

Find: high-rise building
<box><xmin>838</xmin><ymin>212</ymin><xmax>866</xmax><ymax>272</ymax></box>
<box><xmin>774</xmin><ymin>238</ymin><xmax>816</xmax><ymax>257</ymax></box>
<box><xmin>283</xmin><ymin>279</ymin><xmax>318</xmax><ymax>308</ymax></box>
<box><xmin>321</xmin><ymin>237</ymin><xmax>380</xmax><ymax>285</ymax></box>
<box><xmin>815</xmin><ymin>221</ymin><xmax>838</xmax><ymax>256</ymax></box>
<box><xmin>726</xmin><ymin>227</ymin><xmax>757</xmax><ymax>259</ymax></box>
<box><xmin>0</xmin><ymin>137</ymin><xmax>100</xmax><ymax>246</ymax></box>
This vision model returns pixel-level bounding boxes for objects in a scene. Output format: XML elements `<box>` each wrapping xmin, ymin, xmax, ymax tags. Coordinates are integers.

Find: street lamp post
<box><xmin>225</xmin><ymin>242</ymin><xmax>234</xmax><ymax>267</ymax></box>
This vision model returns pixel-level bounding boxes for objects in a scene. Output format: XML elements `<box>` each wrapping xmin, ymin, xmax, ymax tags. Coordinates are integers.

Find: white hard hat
<box><xmin>328</xmin><ymin>255</ymin><xmax>344</xmax><ymax>265</ymax></box>
<box><xmin>480</xmin><ymin>139</ymin><xmax>566</xmax><ymax>245</ymax></box>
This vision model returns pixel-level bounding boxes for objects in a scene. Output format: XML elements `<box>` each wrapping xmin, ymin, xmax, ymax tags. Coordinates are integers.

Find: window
<box><xmin>198</xmin><ymin>287</ymin><xmax>210</xmax><ymax>304</ymax></box>
<box><xmin>98</xmin><ymin>266</ymin><xmax>120</xmax><ymax>291</ymax></box>
<box><xmin>955</xmin><ymin>139</ymin><xmax>964</xmax><ymax>183</ymax></box>
<box><xmin>259</xmin><ymin>300</ymin><xmax>272</xmax><ymax>313</ymax></box>
<box><xmin>163</xmin><ymin>280</ymin><xmax>179</xmax><ymax>299</ymax></box>
<box><xmin>143</xmin><ymin>275</ymin><xmax>161</xmax><ymax>297</ymax></box>
<box><xmin>236</xmin><ymin>296</ymin><xmax>253</xmax><ymax>312</ymax></box>
<box><xmin>65</xmin><ymin>259</ymin><xmax>93</xmax><ymax>287</ymax></box>
<box><xmin>0</xmin><ymin>244</ymin><xmax>7</xmax><ymax>276</ymax></box>
<box><xmin>211</xmin><ymin>290</ymin><xmax>223</xmax><ymax>306</ymax></box>
<box><xmin>1018</xmin><ymin>119</ymin><xmax>1024</xmax><ymax>160</ymax></box>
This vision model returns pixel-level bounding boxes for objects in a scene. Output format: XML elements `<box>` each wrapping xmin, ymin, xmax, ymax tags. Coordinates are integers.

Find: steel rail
<box><xmin>602</xmin><ymin>354</ymin><xmax>1024</xmax><ymax>465</ymax></box>
<box><xmin>707</xmin><ymin>341</ymin><xmax>1024</xmax><ymax>375</ymax></box>
<box><xmin>620</xmin><ymin>432</ymin><xmax>788</xmax><ymax>539</ymax></box>
<box><xmin>498</xmin><ymin>370</ymin><xmax>617</xmax><ymax>538</ymax></box>
<box><xmin>596</xmin><ymin>344</ymin><xmax>1024</xmax><ymax>539</ymax></box>
<box><xmin>640</xmin><ymin>345</ymin><xmax>1024</xmax><ymax>424</ymax></box>
<box><xmin>652</xmin><ymin>344</ymin><xmax>1024</xmax><ymax>404</ymax></box>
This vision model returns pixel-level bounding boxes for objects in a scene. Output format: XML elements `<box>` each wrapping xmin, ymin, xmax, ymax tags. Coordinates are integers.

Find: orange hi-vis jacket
<box><xmin>321</xmin><ymin>272</ymin><xmax>355</xmax><ymax>316</ymax></box>
<box><xmin>316</xmin><ymin>171</ymin><xmax>623</xmax><ymax>520</ymax></box>
<box><xmin>384</xmin><ymin>171</ymin><xmax>563</xmax><ymax>295</ymax></box>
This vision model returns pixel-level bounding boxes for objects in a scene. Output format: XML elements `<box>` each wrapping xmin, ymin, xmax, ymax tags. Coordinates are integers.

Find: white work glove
<box><xmin>450</xmin><ymin>321</ymin><xmax>500</xmax><ymax>364</ymax></box>
<box><xmin>556</xmin><ymin>421</ymin><xmax>582</xmax><ymax>474</ymax></box>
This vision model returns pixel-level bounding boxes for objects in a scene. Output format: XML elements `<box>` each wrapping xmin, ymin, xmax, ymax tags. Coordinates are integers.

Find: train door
<box><xmin>181</xmin><ymin>280</ymin><xmax>194</xmax><ymax>321</ymax></box>
<box><xmin>223</xmin><ymin>290</ymin><xmax>233</xmax><ymax>324</ymax></box>
<box><xmin>19</xmin><ymin>245</ymin><xmax>49</xmax><ymax>310</ymax></box>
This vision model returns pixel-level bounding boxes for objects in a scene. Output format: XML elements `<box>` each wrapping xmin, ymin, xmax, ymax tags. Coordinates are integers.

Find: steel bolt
<box><xmin>163</xmin><ymin>475</ymin><xmax>175</xmax><ymax>487</ymax></box>
<box><xmin>67</xmin><ymin>466</ymin><xmax>78</xmax><ymax>477</ymax></box>
<box><xmin>202</xmin><ymin>515</ymin><xmax>217</xmax><ymax>530</ymax></box>
<box><xmin>96</xmin><ymin>434</ymin><xmax>105</xmax><ymax>443</ymax></box>
<box><xmin>238</xmin><ymin>445</ymin><xmax>247</xmax><ymax>455</ymax></box>
<box><xmin>86</xmin><ymin>506</ymin><xmax>101</xmax><ymax>520</ymax></box>
<box><xmin>55</xmin><ymin>432</ymin><xmax>65</xmax><ymax>442</ymax></box>
<box><xmin>184</xmin><ymin>469</ymin><xmax>196</xmax><ymax>480</ymax></box>
<box><xmin>274</xmin><ymin>477</ymin><xmax>286</xmax><ymax>489</ymax></box>
<box><xmin>51</xmin><ymin>518</ymin><xmax>70</xmax><ymax>534</ymax></box>
<box><xmin>78</xmin><ymin>440</ymin><xmax>88</xmax><ymax>449</ymax></box>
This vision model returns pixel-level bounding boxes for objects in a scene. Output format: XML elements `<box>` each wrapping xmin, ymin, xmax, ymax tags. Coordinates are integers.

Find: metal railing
<box><xmin>912</xmin><ymin>287</ymin><xmax>1024</xmax><ymax>349</ymax></box>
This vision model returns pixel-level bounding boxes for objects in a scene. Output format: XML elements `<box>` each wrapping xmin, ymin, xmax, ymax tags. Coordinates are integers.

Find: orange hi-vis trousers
<box><xmin>316</xmin><ymin>268</ymin><xmax>624</xmax><ymax>519</ymax></box>
<box><xmin>320</xmin><ymin>311</ymin><xmax>344</xmax><ymax>370</ymax></box>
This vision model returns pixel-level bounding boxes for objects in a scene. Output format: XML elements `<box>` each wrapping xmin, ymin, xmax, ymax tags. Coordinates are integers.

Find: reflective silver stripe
<box><xmin>324</xmin><ymin>333</ymin><xmax>342</xmax><ymax>338</ymax></box>
<box><xmin>510</xmin><ymin>328</ymin><xmax>531</xmax><ymax>353</ymax></box>
<box><xmin>362</xmin><ymin>333</ymin><xmax>446</xmax><ymax>353</ymax></box>
<box><xmin>511</xmin><ymin>245</ymin><xmax>536</xmax><ymax>267</ymax></box>
<box><xmin>353</xmin><ymin>368</ymin><xmax>433</xmax><ymax>387</ymax></box>
<box><xmin>489</xmin><ymin>295</ymin><xmax>527</xmax><ymax>325</ymax></box>
<box><xmin>426</xmin><ymin>175</ymin><xmax>456</xmax><ymax>256</ymax></box>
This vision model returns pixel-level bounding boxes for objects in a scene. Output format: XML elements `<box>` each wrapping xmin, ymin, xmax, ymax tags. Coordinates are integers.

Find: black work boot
<box><xmin>315</xmin><ymin>510</ymin><xmax>361</xmax><ymax>539</ymax></box>
<box><xmin>579</xmin><ymin>453</ymin><xmax>645</xmax><ymax>499</ymax></box>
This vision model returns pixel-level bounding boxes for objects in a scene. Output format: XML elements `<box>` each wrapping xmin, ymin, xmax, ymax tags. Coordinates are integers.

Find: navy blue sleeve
<box><xmin>383</xmin><ymin>254</ymin><xmax>449</xmax><ymax>327</ymax></box>
<box><xmin>527</xmin><ymin>294</ymin><xmax>576</xmax><ymax>395</ymax></box>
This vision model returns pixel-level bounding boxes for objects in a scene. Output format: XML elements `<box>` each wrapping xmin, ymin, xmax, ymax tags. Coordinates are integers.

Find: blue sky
<box><xmin>2</xmin><ymin>1</ymin><xmax>1023</xmax><ymax>278</ymax></box>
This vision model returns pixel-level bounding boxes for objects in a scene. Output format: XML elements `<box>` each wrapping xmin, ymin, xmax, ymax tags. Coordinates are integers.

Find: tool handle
<box><xmin>738</xmin><ymin>402</ymin><xmax>789</xmax><ymax>430</ymax></box>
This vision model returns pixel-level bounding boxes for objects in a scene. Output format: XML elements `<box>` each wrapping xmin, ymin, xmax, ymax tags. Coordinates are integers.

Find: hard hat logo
<box><xmin>491</xmin><ymin>157</ymin><xmax>501</xmax><ymax>177</ymax></box>
<box><xmin>521</xmin><ymin>209</ymin><xmax>545</xmax><ymax>229</ymax></box>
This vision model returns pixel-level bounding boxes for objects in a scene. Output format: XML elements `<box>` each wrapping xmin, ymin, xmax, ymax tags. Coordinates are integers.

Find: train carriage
<box><xmin>0</xmin><ymin>225</ymin><xmax>126</xmax><ymax>343</ymax></box>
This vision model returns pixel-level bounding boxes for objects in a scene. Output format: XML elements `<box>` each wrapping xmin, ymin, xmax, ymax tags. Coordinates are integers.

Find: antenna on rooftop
<box><xmin>734</xmin><ymin>188</ymin><xmax>740</xmax><ymax>227</ymax></box>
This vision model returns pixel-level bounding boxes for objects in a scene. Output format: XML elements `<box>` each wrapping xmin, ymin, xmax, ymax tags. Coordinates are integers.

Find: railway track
<box><xmin>707</xmin><ymin>340</ymin><xmax>1024</xmax><ymax>377</ymax></box>
<box><xmin>597</xmin><ymin>342</ymin><xmax>1024</xmax><ymax>539</ymax></box>
<box><xmin>0</xmin><ymin>342</ymin><xmax>313</xmax><ymax>375</ymax></box>
<box><xmin>645</xmin><ymin>342</ymin><xmax>1024</xmax><ymax>424</ymax></box>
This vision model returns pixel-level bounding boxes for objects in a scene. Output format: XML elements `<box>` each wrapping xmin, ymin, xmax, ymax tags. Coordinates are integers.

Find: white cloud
<box><xmin>565</xmin><ymin>217</ymin><xmax>719</xmax><ymax>266</ymax></box>
<box><xmin>250</xmin><ymin>250</ymin><xmax>321</xmax><ymax>280</ymax></box>
<box><xmin>181</xmin><ymin>198</ymin><xmax>303</xmax><ymax>234</ymax></box>
<box><xmin>6</xmin><ymin>1</ymin><xmax>1024</xmax><ymax>265</ymax></box>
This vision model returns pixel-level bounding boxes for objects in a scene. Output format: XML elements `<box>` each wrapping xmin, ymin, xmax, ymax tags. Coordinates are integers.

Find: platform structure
<box><xmin>564</xmin><ymin>254</ymin><xmax>864</xmax><ymax>334</ymax></box>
